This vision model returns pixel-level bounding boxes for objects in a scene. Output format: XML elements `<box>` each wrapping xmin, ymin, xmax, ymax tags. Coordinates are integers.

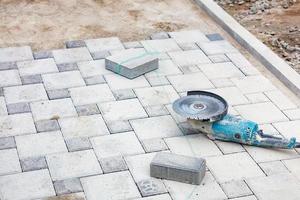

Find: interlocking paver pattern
<box><xmin>0</xmin><ymin>30</ymin><xmax>300</xmax><ymax>200</ymax></box>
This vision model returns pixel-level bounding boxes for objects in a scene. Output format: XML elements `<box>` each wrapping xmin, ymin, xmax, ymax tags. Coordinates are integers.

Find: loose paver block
<box><xmin>265</xmin><ymin>90</ymin><xmax>297</xmax><ymax>110</ymax></box>
<box><xmin>168</xmin><ymin>30</ymin><xmax>209</xmax><ymax>43</ymax></box>
<box><xmin>42</xmin><ymin>71</ymin><xmax>85</xmax><ymax>90</ymax></box>
<box><xmin>168</xmin><ymin>49</ymin><xmax>211</xmax><ymax>67</ymax></box>
<box><xmin>234</xmin><ymin>102</ymin><xmax>288</xmax><ymax>124</ymax></box>
<box><xmin>150</xmin><ymin>152</ymin><xmax>206</xmax><ymax>185</ymax></box>
<box><xmin>15</xmin><ymin>131</ymin><xmax>68</xmax><ymax>159</ymax></box>
<box><xmin>167</xmin><ymin>72</ymin><xmax>214</xmax><ymax>92</ymax></box>
<box><xmin>130</xmin><ymin>115</ymin><xmax>183</xmax><ymax>140</ymax></box>
<box><xmin>4</xmin><ymin>84</ymin><xmax>48</xmax><ymax>104</ymax></box>
<box><xmin>104</xmin><ymin>73</ymin><xmax>150</xmax><ymax>90</ymax></box>
<box><xmin>91</xmin><ymin>131</ymin><xmax>144</xmax><ymax>158</ymax></box>
<box><xmin>69</xmin><ymin>84</ymin><xmax>115</xmax><ymax>106</ymax></box>
<box><xmin>165</xmin><ymin>134</ymin><xmax>222</xmax><ymax>157</ymax></box>
<box><xmin>231</xmin><ymin>76</ymin><xmax>276</xmax><ymax>94</ymax></box>
<box><xmin>197</xmin><ymin>40</ymin><xmax>238</xmax><ymax>55</ymax></box>
<box><xmin>0</xmin><ymin>97</ymin><xmax>7</xmax><ymax>115</ymax></box>
<box><xmin>85</xmin><ymin>37</ymin><xmax>124</xmax><ymax>53</ymax></box>
<box><xmin>0</xmin><ymin>70</ymin><xmax>21</xmax><ymax>87</ymax></box>
<box><xmin>145</xmin><ymin>59</ymin><xmax>182</xmax><ymax>77</ymax></box>
<box><xmin>100</xmin><ymin>156</ymin><xmax>128</xmax><ymax>173</ymax></box>
<box><xmin>206</xmin><ymin>152</ymin><xmax>265</xmax><ymax>183</ymax></box>
<box><xmin>77</xmin><ymin>59</ymin><xmax>112</xmax><ymax>78</ymax></box>
<box><xmin>81</xmin><ymin>171</ymin><xmax>141</xmax><ymax>200</ymax></box>
<box><xmin>105</xmin><ymin>48</ymin><xmax>159</xmax><ymax>79</ymax></box>
<box><xmin>47</xmin><ymin>150</ymin><xmax>102</xmax><ymax>181</ymax></box>
<box><xmin>209</xmin><ymin>87</ymin><xmax>249</xmax><ymax>106</ymax></box>
<box><xmin>0</xmin><ymin>46</ymin><xmax>33</xmax><ymax>63</ymax></box>
<box><xmin>54</xmin><ymin>178</ymin><xmax>83</xmax><ymax>195</ymax></box>
<box><xmin>141</xmin><ymin>39</ymin><xmax>181</xmax><ymax>53</ymax></box>
<box><xmin>134</xmin><ymin>85</ymin><xmax>179</xmax><ymax>106</ymax></box>
<box><xmin>52</xmin><ymin>47</ymin><xmax>92</xmax><ymax>64</ymax></box>
<box><xmin>246</xmin><ymin>173</ymin><xmax>300</xmax><ymax>200</ymax></box>
<box><xmin>59</xmin><ymin>115</ymin><xmax>109</xmax><ymax>139</ymax></box>
<box><xmin>0</xmin><ymin>169</ymin><xmax>55</xmax><ymax>200</ymax></box>
<box><xmin>221</xmin><ymin>180</ymin><xmax>252</xmax><ymax>198</ymax></box>
<box><xmin>31</xmin><ymin>98</ymin><xmax>77</xmax><ymax>121</ymax></box>
<box><xmin>199</xmin><ymin>62</ymin><xmax>244</xmax><ymax>79</ymax></box>
<box><xmin>0</xmin><ymin>148</ymin><xmax>21</xmax><ymax>175</ymax></box>
<box><xmin>0</xmin><ymin>113</ymin><xmax>36</xmax><ymax>137</ymax></box>
<box><xmin>17</xmin><ymin>58</ymin><xmax>58</xmax><ymax>76</ymax></box>
<box><xmin>98</xmin><ymin>98</ymin><xmax>147</xmax><ymax>122</ymax></box>
<box><xmin>20</xmin><ymin>156</ymin><xmax>48</xmax><ymax>172</ymax></box>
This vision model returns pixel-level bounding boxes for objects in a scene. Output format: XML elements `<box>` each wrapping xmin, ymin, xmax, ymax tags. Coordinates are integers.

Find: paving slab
<box><xmin>221</xmin><ymin>180</ymin><xmax>252</xmax><ymax>198</ymax></box>
<box><xmin>273</xmin><ymin>120</ymin><xmax>300</xmax><ymax>141</ymax></box>
<box><xmin>0</xmin><ymin>137</ymin><xmax>15</xmax><ymax>150</ymax></box>
<box><xmin>145</xmin><ymin>59</ymin><xmax>182</xmax><ymax>77</ymax></box>
<box><xmin>0</xmin><ymin>169</ymin><xmax>55</xmax><ymax>200</ymax></box>
<box><xmin>85</xmin><ymin>37</ymin><xmax>124</xmax><ymax>53</ymax></box>
<box><xmin>104</xmin><ymin>73</ymin><xmax>150</xmax><ymax>90</ymax></box>
<box><xmin>42</xmin><ymin>71</ymin><xmax>85</xmax><ymax>90</ymax></box>
<box><xmin>168</xmin><ymin>30</ymin><xmax>209</xmax><ymax>43</ymax></box>
<box><xmin>168</xmin><ymin>49</ymin><xmax>211</xmax><ymax>67</ymax></box>
<box><xmin>0</xmin><ymin>46</ymin><xmax>33</xmax><ymax>63</ymax></box>
<box><xmin>264</xmin><ymin>90</ymin><xmax>297</xmax><ymax>110</ymax></box>
<box><xmin>259</xmin><ymin>161</ymin><xmax>289</xmax><ymax>176</ymax></box>
<box><xmin>134</xmin><ymin>194</ymin><xmax>172</xmax><ymax>200</ymax></box>
<box><xmin>20</xmin><ymin>156</ymin><xmax>48</xmax><ymax>172</ymax></box>
<box><xmin>17</xmin><ymin>58</ymin><xmax>58</xmax><ymax>76</ymax></box>
<box><xmin>197</xmin><ymin>40</ymin><xmax>238</xmax><ymax>55</ymax></box>
<box><xmin>59</xmin><ymin>115</ymin><xmax>109</xmax><ymax>139</ymax></box>
<box><xmin>231</xmin><ymin>76</ymin><xmax>276</xmax><ymax>94</ymax></box>
<box><xmin>54</xmin><ymin>178</ymin><xmax>83</xmax><ymax>195</ymax></box>
<box><xmin>47</xmin><ymin>150</ymin><xmax>102</xmax><ymax>181</ymax></box>
<box><xmin>52</xmin><ymin>47</ymin><xmax>92</xmax><ymax>64</ymax></box>
<box><xmin>209</xmin><ymin>86</ymin><xmax>249</xmax><ymax>106</ymax></box>
<box><xmin>0</xmin><ymin>70</ymin><xmax>21</xmax><ymax>87</ymax></box>
<box><xmin>77</xmin><ymin>59</ymin><xmax>112</xmax><ymax>78</ymax></box>
<box><xmin>112</xmin><ymin>89</ymin><xmax>136</xmax><ymax>100</ymax></box>
<box><xmin>141</xmin><ymin>39</ymin><xmax>181</xmax><ymax>53</ymax></box>
<box><xmin>199</xmin><ymin>62</ymin><xmax>244</xmax><ymax>79</ymax></box>
<box><xmin>0</xmin><ymin>148</ymin><xmax>21</xmax><ymax>175</ymax></box>
<box><xmin>0</xmin><ymin>97</ymin><xmax>7</xmax><ymax>115</ymax></box>
<box><xmin>99</xmin><ymin>156</ymin><xmax>128</xmax><ymax>173</ymax></box>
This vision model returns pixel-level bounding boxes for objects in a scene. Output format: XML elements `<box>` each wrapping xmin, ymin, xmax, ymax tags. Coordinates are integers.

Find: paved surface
<box><xmin>0</xmin><ymin>30</ymin><xmax>300</xmax><ymax>200</ymax></box>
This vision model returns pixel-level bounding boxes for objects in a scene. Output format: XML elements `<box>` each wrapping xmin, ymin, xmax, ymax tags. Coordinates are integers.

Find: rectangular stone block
<box><xmin>57</xmin><ymin>63</ymin><xmax>78</xmax><ymax>72</ymax></box>
<box><xmin>21</xmin><ymin>74</ymin><xmax>43</xmax><ymax>85</ymax></box>
<box><xmin>17</xmin><ymin>58</ymin><xmax>58</xmax><ymax>76</ymax></box>
<box><xmin>0</xmin><ymin>46</ymin><xmax>33</xmax><ymax>63</ymax></box>
<box><xmin>85</xmin><ymin>37</ymin><xmax>124</xmax><ymax>53</ymax></box>
<box><xmin>52</xmin><ymin>47</ymin><xmax>92</xmax><ymax>64</ymax></box>
<box><xmin>0</xmin><ymin>137</ymin><xmax>16</xmax><ymax>150</ymax></box>
<box><xmin>35</xmin><ymin>119</ymin><xmax>60</xmax><ymax>132</ymax></box>
<box><xmin>150</xmin><ymin>152</ymin><xmax>206</xmax><ymax>185</ymax></box>
<box><xmin>105</xmin><ymin>48</ymin><xmax>158</xmax><ymax>79</ymax></box>
<box><xmin>7</xmin><ymin>102</ymin><xmax>31</xmax><ymax>114</ymax></box>
<box><xmin>0</xmin><ymin>62</ymin><xmax>17</xmax><ymax>70</ymax></box>
<box><xmin>65</xmin><ymin>40</ymin><xmax>86</xmax><ymax>48</ymax></box>
<box><xmin>42</xmin><ymin>71</ymin><xmax>85</xmax><ymax>90</ymax></box>
<box><xmin>33</xmin><ymin>50</ymin><xmax>53</xmax><ymax>59</ymax></box>
<box><xmin>47</xmin><ymin>89</ymin><xmax>70</xmax><ymax>100</ymax></box>
<box><xmin>20</xmin><ymin>156</ymin><xmax>48</xmax><ymax>172</ymax></box>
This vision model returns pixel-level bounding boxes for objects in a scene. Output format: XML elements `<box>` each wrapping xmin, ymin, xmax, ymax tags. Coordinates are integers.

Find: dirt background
<box><xmin>0</xmin><ymin>0</ymin><xmax>224</xmax><ymax>51</ymax></box>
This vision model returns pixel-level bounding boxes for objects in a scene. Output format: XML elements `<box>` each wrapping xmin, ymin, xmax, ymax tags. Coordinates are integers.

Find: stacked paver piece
<box><xmin>0</xmin><ymin>30</ymin><xmax>300</xmax><ymax>200</ymax></box>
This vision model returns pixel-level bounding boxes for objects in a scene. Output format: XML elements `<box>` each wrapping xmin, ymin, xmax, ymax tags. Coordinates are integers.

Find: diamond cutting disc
<box><xmin>172</xmin><ymin>91</ymin><xmax>228</xmax><ymax>122</ymax></box>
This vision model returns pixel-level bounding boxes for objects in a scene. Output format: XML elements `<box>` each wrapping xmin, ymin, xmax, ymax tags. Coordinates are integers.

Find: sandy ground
<box><xmin>0</xmin><ymin>0</ymin><xmax>223</xmax><ymax>51</ymax></box>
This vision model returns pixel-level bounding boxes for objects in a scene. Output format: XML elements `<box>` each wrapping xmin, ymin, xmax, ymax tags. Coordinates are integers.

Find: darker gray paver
<box><xmin>7</xmin><ymin>103</ymin><xmax>31</xmax><ymax>114</ymax></box>
<box><xmin>144</xmin><ymin>105</ymin><xmax>169</xmax><ymax>117</ymax></box>
<box><xmin>91</xmin><ymin>51</ymin><xmax>110</xmax><ymax>60</ymax></box>
<box><xmin>35</xmin><ymin>119</ymin><xmax>60</xmax><ymax>132</ymax></box>
<box><xmin>150</xmin><ymin>152</ymin><xmax>206</xmax><ymax>185</ymax></box>
<box><xmin>0</xmin><ymin>137</ymin><xmax>16</xmax><ymax>150</ymax></box>
<box><xmin>65</xmin><ymin>40</ymin><xmax>86</xmax><ymax>48</ymax></box>
<box><xmin>65</xmin><ymin>137</ymin><xmax>92</xmax><ymax>152</ymax></box>
<box><xmin>21</xmin><ymin>74</ymin><xmax>43</xmax><ymax>85</ymax></box>
<box><xmin>178</xmin><ymin>122</ymin><xmax>199</xmax><ymax>135</ymax></box>
<box><xmin>0</xmin><ymin>62</ymin><xmax>17</xmax><ymax>70</ymax></box>
<box><xmin>54</xmin><ymin>178</ymin><xmax>83</xmax><ymax>195</ymax></box>
<box><xmin>33</xmin><ymin>51</ymin><xmax>54</xmax><ymax>59</ymax></box>
<box><xmin>57</xmin><ymin>63</ymin><xmax>78</xmax><ymax>72</ymax></box>
<box><xmin>100</xmin><ymin>156</ymin><xmax>128</xmax><ymax>174</ymax></box>
<box><xmin>137</xmin><ymin>179</ymin><xmax>167</xmax><ymax>197</ymax></box>
<box><xmin>180</xmin><ymin>65</ymin><xmax>200</xmax><ymax>74</ymax></box>
<box><xmin>75</xmin><ymin>104</ymin><xmax>100</xmax><ymax>116</ymax></box>
<box><xmin>141</xmin><ymin>138</ymin><xmax>168</xmax><ymax>153</ymax></box>
<box><xmin>206</xmin><ymin>33</ymin><xmax>224</xmax><ymax>41</ymax></box>
<box><xmin>0</xmin><ymin>88</ymin><xmax>4</xmax><ymax>96</ymax></box>
<box><xmin>112</xmin><ymin>89</ymin><xmax>136</xmax><ymax>101</ymax></box>
<box><xmin>47</xmin><ymin>89</ymin><xmax>70</xmax><ymax>100</ymax></box>
<box><xmin>106</xmin><ymin>120</ymin><xmax>133</xmax><ymax>134</ymax></box>
<box><xmin>84</xmin><ymin>75</ymin><xmax>106</xmax><ymax>85</ymax></box>
<box><xmin>150</xmin><ymin>32</ymin><xmax>170</xmax><ymax>40</ymax></box>
<box><xmin>20</xmin><ymin>156</ymin><xmax>48</xmax><ymax>172</ymax></box>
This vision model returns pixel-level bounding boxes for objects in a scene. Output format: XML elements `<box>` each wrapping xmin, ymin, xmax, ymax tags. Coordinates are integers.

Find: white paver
<box><xmin>164</xmin><ymin>172</ymin><xmax>227</xmax><ymax>200</ymax></box>
<box><xmin>282</xmin><ymin>158</ymin><xmax>300</xmax><ymax>180</ymax></box>
<box><xmin>168</xmin><ymin>30</ymin><xmax>210</xmax><ymax>43</ymax></box>
<box><xmin>91</xmin><ymin>131</ymin><xmax>144</xmax><ymax>158</ymax></box>
<box><xmin>226</xmin><ymin>52</ymin><xmax>260</xmax><ymax>75</ymax></box>
<box><xmin>167</xmin><ymin>72</ymin><xmax>214</xmax><ymax>92</ymax></box>
<box><xmin>168</xmin><ymin>50</ymin><xmax>211</xmax><ymax>67</ymax></box>
<box><xmin>134</xmin><ymin>85</ymin><xmax>179</xmax><ymax>106</ymax></box>
<box><xmin>273</xmin><ymin>120</ymin><xmax>300</xmax><ymax>141</ymax></box>
<box><xmin>245</xmin><ymin>93</ymin><xmax>269</xmax><ymax>103</ymax></box>
<box><xmin>199</xmin><ymin>62</ymin><xmax>244</xmax><ymax>79</ymax></box>
<box><xmin>209</xmin><ymin>87</ymin><xmax>249</xmax><ymax>106</ymax></box>
<box><xmin>85</xmin><ymin>37</ymin><xmax>124</xmax><ymax>53</ymax></box>
<box><xmin>52</xmin><ymin>47</ymin><xmax>92</xmax><ymax>64</ymax></box>
<box><xmin>31</xmin><ymin>98</ymin><xmax>77</xmax><ymax>121</ymax></box>
<box><xmin>98</xmin><ymin>99</ymin><xmax>147</xmax><ymax>122</ymax></box>
<box><xmin>130</xmin><ymin>115</ymin><xmax>183</xmax><ymax>140</ymax></box>
<box><xmin>206</xmin><ymin>152</ymin><xmax>265</xmax><ymax>183</ymax></box>
<box><xmin>165</xmin><ymin>134</ymin><xmax>222</xmax><ymax>157</ymax></box>
<box><xmin>0</xmin><ymin>169</ymin><xmax>55</xmax><ymax>200</ymax></box>
<box><xmin>197</xmin><ymin>40</ymin><xmax>238</xmax><ymax>55</ymax></box>
<box><xmin>4</xmin><ymin>84</ymin><xmax>48</xmax><ymax>104</ymax></box>
<box><xmin>17</xmin><ymin>58</ymin><xmax>58</xmax><ymax>76</ymax></box>
<box><xmin>215</xmin><ymin>140</ymin><xmax>245</xmax><ymax>154</ymax></box>
<box><xmin>145</xmin><ymin>59</ymin><xmax>182</xmax><ymax>77</ymax></box>
<box><xmin>78</xmin><ymin>59</ymin><xmax>112</xmax><ymax>77</ymax></box>
<box><xmin>59</xmin><ymin>115</ymin><xmax>109</xmax><ymax>139</ymax></box>
<box><xmin>283</xmin><ymin>109</ymin><xmax>300</xmax><ymax>120</ymax></box>
<box><xmin>0</xmin><ymin>97</ymin><xmax>7</xmax><ymax>116</ymax></box>
<box><xmin>165</xmin><ymin>104</ymin><xmax>186</xmax><ymax>123</ymax></box>
<box><xmin>231</xmin><ymin>76</ymin><xmax>276</xmax><ymax>94</ymax></box>
<box><xmin>0</xmin><ymin>149</ymin><xmax>21</xmax><ymax>175</ymax></box>
<box><xmin>265</xmin><ymin>90</ymin><xmax>297</xmax><ymax>110</ymax></box>
<box><xmin>81</xmin><ymin>171</ymin><xmax>141</xmax><ymax>200</ymax></box>
<box><xmin>221</xmin><ymin>180</ymin><xmax>252</xmax><ymax>199</ymax></box>
<box><xmin>69</xmin><ymin>84</ymin><xmax>115</xmax><ymax>106</ymax></box>
<box><xmin>0</xmin><ymin>113</ymin><xmax>36</xmax><ymax>137</ymax></box>
<box><xmin>246</xmin><ymin>173</ymin><xmax>300</xmax><ymax>200</ymax></box>
<box><xmin>0</xmin><ymin>46</ymin><xmax>33</xmax><ymax>63</ymax></box>
<box><xmin>47</xmin><ymin>150</ymin><xmax>102</xmax><ymax>181</ymax></box>
<box><xmin>211</xmin><ymin>78</ymin><xmax>234</xmax><ymax>88</ymax></box>
<box><xmin>104</xmin><ymin>73</ymin><xmax>150</xmax><ymax>90</ymax></box>
<box><xmin>15</xmin><ymin>131</ymin><xmax>68</xmax><ymax>159</ymax></box>
<box><xmin>0</xmin><ymin>70</ymin><xmax>21</xmax><ymax>87</ymax></box>
<box><xmin>42</xmin><ymin>71</ymin><xmax>85</xmax><ymax>90</ymax></box>
<box><xmin>235</xmin><ymin>102</ymin><xmax>288</xmax><ymax>124</ymax></box>
<box><xmin>141</xmin><ymin>39</ymin><xmax>181</xmax><ymax>53</ymax></box>
<box><xmin>134</xmin><ymin>194</ymin><xmax>172</xmax><ymax>200</ymax></box>
<box><xmin>259</xmin><ymin>161</ymin><xmax>289</xmax><ymax>176</ymax></box>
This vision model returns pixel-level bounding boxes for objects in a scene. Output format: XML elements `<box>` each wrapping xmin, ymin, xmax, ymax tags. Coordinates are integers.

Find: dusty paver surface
<box><xmin>0</xmin><ymin>29</ymin><xmax>300</xmax><ymax>200</ymax></box>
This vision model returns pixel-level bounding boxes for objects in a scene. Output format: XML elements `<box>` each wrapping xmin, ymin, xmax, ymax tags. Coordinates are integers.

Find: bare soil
<box><xmin>0</xmin><ymin>0</ymin><xmax>222</xmax><ymax>51</ymax></box>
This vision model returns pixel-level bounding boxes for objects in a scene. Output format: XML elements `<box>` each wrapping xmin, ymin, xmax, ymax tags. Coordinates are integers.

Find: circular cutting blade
<box><xmin>172</xmin><ymin>91</ymin><xmax>228</xmax><ymax>122</ymax></box>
